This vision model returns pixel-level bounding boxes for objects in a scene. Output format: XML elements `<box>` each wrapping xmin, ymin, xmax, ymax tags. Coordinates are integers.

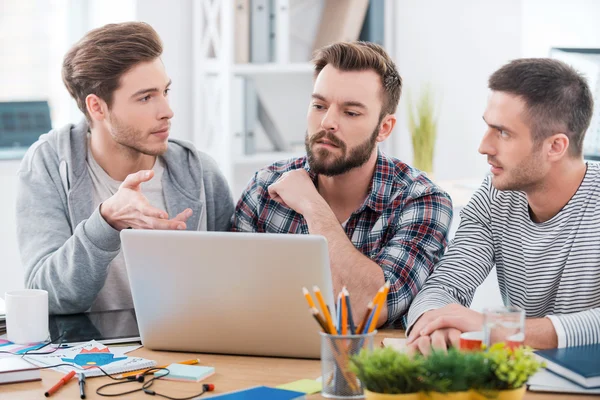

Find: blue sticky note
<box><xmin>155</xmin><ymin>364</ymin><xmax>215</xmax><ymax>382</ymax></box>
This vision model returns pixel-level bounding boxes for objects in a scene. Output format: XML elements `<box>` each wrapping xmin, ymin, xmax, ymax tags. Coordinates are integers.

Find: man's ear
<box><xmin>376</xmin><ymin>114</ymin><xmax>396</xmax><ymax>142</ymax></box>
<box><xmin>546</xmin><ymin>133</ymin><xmax>570</xmax><ymax>162</ymax></box>
<box><xmin>85</xmin><ymin>94</ymin><xmax>108</xmax><ymax>123</ymax></box>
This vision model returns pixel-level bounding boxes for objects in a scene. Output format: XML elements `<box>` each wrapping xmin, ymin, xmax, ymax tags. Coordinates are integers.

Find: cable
<box><xmin>96</xmin><ymin>368</ymin><xmax>215</xmax><ymax>399</ymax></box>
<box><xmin>0</xmin><ymin>331</ymin><xmax>66</xmax><ymax>357</ymax></box>
<box><xmin>6</xmin><ymin>335</ymin><xmax>215</xmax><ymax>399</ymax></box>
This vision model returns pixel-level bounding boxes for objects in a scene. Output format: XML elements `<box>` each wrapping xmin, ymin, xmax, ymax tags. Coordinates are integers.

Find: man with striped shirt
<box><xmin>232</xmin><ymin>42</ymin><xmax>453</xmax><ymax>328</ymax></box>
<box><xmin>406</xmin><ymin>58</ymin><xmax>599</xmax><ymax>352</ymax></box>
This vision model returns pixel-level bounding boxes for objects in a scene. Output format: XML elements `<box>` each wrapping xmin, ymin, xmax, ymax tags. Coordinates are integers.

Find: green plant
<box><xmin>420</xmin><ymin>348</ymin><xmax>483</xmax><ymax>393</ymax></box>
<box><xmin>407</xmin><ymin>84</ymin><xmax>438</xmax><ymax>173</ymax></box>
<box><xmin>349</xmin><ymin>347</ymin><xmax>425</xmax><ymax>394</ymax></box>
<box><xmin>478</xmin><ymin>344</ymin><xmax>544</xmax><ymax>391</ymax></box>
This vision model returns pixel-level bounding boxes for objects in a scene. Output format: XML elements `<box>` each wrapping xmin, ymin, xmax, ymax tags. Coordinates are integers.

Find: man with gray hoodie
<box><xmin>16</xmin><ymin>22</ymin><xmax>233</xmax><ymax>315</ymax></box>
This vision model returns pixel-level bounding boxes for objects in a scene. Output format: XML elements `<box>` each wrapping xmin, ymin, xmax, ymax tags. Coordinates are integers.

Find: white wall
<box><xmin>135</xmin><ymin>0</ymin><xmax>194</xmax><ymax>142</ymax></box>
<box><xmin>0</xmin><ymin>161</ymin><xmax>24</xmax><ymax>297</ymax></box>
<box><xmin>522</xmin><ymin>0</ymin><xmax>600</xmax><ymax>57</ymax></box>
<box><xmin>393</xmin><ymin>0</ymin><xmax>522</xmax><ymax>182</ymax></box>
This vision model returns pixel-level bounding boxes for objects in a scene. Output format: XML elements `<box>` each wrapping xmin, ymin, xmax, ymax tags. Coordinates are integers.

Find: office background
<box><xmin>1</xmin><ymin>0</ymin><xmax>599</xmax><ymax>310</ymax></box>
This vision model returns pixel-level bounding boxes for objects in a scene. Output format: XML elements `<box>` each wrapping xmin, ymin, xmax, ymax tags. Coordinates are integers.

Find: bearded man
<box><xmin>232</xmin><ymin>41</ymin><xmax>453</xmax><ymax>328</ymax></box>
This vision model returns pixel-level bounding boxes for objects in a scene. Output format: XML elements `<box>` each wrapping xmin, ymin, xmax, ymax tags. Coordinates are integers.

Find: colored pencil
<box><xmin>314</xmin><ymin>286</ymin><xmax>337</xmax><ymax>335</ymax></box>
<box><xmin>343</xmin><ymin>287</ymin><xmax>356</xmax><ymax>334</ymax></box>
<box><xmin>302</xmin><ymin>287</ymin><xmax>316</xmax><ymax>308</ymax></box>
<box><xmin>368</xmin><ymin>281</ymin><xmax>391</xmax><ymax>333</ymax></box>
<box><xmin>310</xmin><ymin>308</ymin><xmax>329</xmax><ymax>333</ymax></box>
<box><xmin>341</xmin><ymin>289</ymin><xmax>348</xmax><ymax>336</ymax></box>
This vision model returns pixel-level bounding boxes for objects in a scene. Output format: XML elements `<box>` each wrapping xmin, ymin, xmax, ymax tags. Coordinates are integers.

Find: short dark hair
<box><xmin>312</xmin><ymin>41</ymin><xmax>402</xmax><ymax>117</ymax></box>
<box><xmin>62</xmin><ymin>22</ymin><xmax>163</xmax><ymax>124</ymax></box>
<box><xmin>489</xmin><ymin>58</ymin><xmax>594</xmax><ymax>157</ymax></box>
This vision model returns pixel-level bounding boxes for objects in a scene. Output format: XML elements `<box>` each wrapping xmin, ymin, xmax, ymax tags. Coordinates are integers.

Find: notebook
<box><xmin>0</xmin><ymin>357</ymin><xmax>41</xmax><ymax>385</ymax></box>
<box><xmin>155</xmin><ymin>364</ymin><xmax>215</xmax><ymax>382</ymax></box>
<box><xmin>208</xmin><ymin>385</ymin><xmax>306</xmax><ymax>399</ymax></box>
<box><xmin>528</xmin><ymin>368</ymin><xmax>600</xmax><ymax>395</ymax></box>
<box><xmin>24</xmin><ymin>340</ymin><xmax>156</xmax><ymax>378</ymax></box>
<box><xmin>535</xmin><ymin>344</ymin><xmax>600</xmax><ymax>388</ymax></box>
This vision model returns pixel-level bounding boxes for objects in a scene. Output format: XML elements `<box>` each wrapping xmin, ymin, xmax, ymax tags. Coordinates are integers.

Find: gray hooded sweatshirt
<box><xmin>16</xmin><ymin>120</ymin><xmax>234</xmax><ymax>314</ymax></box>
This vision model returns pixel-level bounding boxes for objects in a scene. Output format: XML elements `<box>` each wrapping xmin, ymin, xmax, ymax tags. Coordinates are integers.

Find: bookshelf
<box><xmin>192</xmin><ymin>0</ymin><xmax>397</xmax><ymax>196</ymax></box>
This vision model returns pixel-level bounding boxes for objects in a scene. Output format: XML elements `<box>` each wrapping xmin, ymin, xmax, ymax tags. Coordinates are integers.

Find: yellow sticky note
<box><xmin>276</xmin><ymin>379</ymin><xmax>322</xmax><ymax>394</ymax></box>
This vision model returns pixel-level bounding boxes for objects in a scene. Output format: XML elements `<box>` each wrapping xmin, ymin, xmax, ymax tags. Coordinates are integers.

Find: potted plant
<box><xmin>350</xmin><ymin>347</ymin><xmax>425</xmax><ymax>400</ymax></box>
<box><xmin>471</xmin><ymin>344</ymin><xmax>543</xmax><ymax>400</ymax></box>
<box><xmin>419</xmin><ymin>349</ymin><xmax>481</xmax><ymax>400</ymax></box>
<box><xmin>407</xmin><ymin>84</ymin><xmax>438</xmax><ymax>177</ymax></box>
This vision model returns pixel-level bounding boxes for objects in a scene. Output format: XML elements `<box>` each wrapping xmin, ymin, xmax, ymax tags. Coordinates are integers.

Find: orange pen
<box><xmin>45</xmin><ymin>370</ymin><xmax>76</xmax><ymax>397</ymax></box>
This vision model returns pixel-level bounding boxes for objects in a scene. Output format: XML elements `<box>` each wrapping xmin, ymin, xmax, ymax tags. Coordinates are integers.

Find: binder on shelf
<box><xmin>312</xmin><ymin>0</ymin><xmax>369</xmax><ymax>51</ymax></box>
<box><xmin>251</xmin><ymin>0</ymin><xmax>270</xmax><ymax>63</ymax></box>
<box><xmin>234</xmin><ymin>0</ymin><xmax>250</xmax><ymax>63</ymax></box>
<box><xmin>258</xmin><ymin>100</ymin><xmax>289</xmax><ymax>152</ymax></box>
<box><xmin>359</xmin><ymin>0</ymin><xmax>385</xmax><ymax>46</ymax></box>
<box><xmin>243</xmin><ymin>78</ymin><xmax>258</xmax><ymax>155</ymax></box>
<box><xmin>275</xmin><ymin>0</ymin><xmax>290</xmax><ymax>63</ymax></box>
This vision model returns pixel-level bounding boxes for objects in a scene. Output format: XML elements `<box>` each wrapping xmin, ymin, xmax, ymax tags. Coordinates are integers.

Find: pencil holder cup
<box><xmin>320</xmin><ymin>331</ymin><xmax>377</xmax><ymax>399</ymax></box>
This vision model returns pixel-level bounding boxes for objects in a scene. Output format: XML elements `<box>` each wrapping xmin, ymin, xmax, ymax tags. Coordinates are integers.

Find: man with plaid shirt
<box><xmin>232</xmin><ymin>42</ymin><xmax>453</xmax><ymax>328</ymax></box>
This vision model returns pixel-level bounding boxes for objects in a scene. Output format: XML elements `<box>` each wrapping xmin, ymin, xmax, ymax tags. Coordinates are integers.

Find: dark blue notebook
<box><xmin>535</xmin><ymin>344</ymin><xmax>600</xmax><ymax>388</ymax></box>
<box><xmin>208</xmin><ymin>386</ymin><xmax>306</xmax><ymax>399</ymax></box>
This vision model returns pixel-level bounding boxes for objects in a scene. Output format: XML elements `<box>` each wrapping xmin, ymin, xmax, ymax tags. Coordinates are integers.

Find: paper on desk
<box><xmin>382</xmin><ymin>338</ymin><xmax>408</xmax><ymax>353</ymax></box>
<box><xmin>109</xmin><ymin>343</ymin><xmax>143</xmax><ymax>354</ymax></box>
<box><xmin>277</xmin><ymin>379</ymin><xmax>322</xmax><ymax>394</ymax></box>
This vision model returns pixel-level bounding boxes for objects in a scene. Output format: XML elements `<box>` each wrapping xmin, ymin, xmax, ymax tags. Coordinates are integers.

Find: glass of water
<box><xmin>483</xmin><ymin>306</ymin><xmax>525</xmax><ymax>349</ymax></box>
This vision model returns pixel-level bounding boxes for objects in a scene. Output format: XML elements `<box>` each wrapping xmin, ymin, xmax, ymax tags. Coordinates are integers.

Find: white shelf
<box><xmin>234</xmin><ymin>150</ymin><xmax>304</xmax><ymax>165</ymax></box>
<box><xmin>200</xmin><ymin>62</ymin><xmax>313</xmax><ymax>76</ymax></box>
<box><xmin>234</xmin><ymin>63</ymin><xmax>314</xmax><ymax>76</ymax></box>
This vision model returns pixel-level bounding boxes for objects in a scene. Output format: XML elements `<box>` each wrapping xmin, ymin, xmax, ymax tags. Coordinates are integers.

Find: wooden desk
<box><xmin>3</xmin><ymin>330</ymin><xmax>583</xmax><ymax>399</ymax></box>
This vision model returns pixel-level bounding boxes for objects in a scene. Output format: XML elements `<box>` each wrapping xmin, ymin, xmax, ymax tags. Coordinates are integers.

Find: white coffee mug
<box><xmin>5</xmin><ymin>289</ymin><xmax>49</xmax><ymax>344</ymax></box>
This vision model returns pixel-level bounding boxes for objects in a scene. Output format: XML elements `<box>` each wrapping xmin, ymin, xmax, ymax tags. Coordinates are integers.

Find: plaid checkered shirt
<box><xmin>232</xmin><ymin>151</ymin><xmax>453</xmax><ymax>327</ymax></box>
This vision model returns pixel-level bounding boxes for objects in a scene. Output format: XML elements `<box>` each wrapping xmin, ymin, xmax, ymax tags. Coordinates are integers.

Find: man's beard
<box><xmin>108</xmin><ymin>113</ymin><xmax>168</xmax><ymax>157</ymax></box>
<box><xmin>488</xmin><ymin>150</ymin><xmax>545</xmax><ymax>192</ymax></box>
<box><xmin>305</xmin><ymin>124</ymin><xmax>379</xmax><ymax>176</ymax></box>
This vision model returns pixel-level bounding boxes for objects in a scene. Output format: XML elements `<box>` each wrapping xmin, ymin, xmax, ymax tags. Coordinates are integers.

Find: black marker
<box><xmin>78</xmin><ymin>373</ymin><xmax>86</xmax><ymax>399</ymax></box>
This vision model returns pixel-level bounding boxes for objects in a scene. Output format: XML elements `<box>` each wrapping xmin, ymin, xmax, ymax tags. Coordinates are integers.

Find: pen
<box><xmin>119</xmin><ymin>358</ymin><xmax>200</xmax><ymax>378</ymax></box>
<box><xmin>45</xmin><ymin>370</ymin><xmax>76</xmax><ymax>397</ymax></box>
<box><xmin>78</xmin><ymin>373</ymin><xmax>86</xmax><ymax>399</ymax></box>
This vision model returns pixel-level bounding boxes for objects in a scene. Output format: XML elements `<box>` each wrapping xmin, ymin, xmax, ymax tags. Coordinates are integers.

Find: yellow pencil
<box><xmin>119</xmin><ymin>358</ymin><xmax>200</xmax><ymax>378</ymax></box>
<box><xmin>368</xmin><ymin>281</ymin><xmax>390</xmax><ymax>333</ymax></box>
<box><xmin>313</xmin><ymin>286</ymin><xmax>337</xmax><ymax>334</ymax></box>
<box><xmin>302</xmin><ymin>287</ymin><xmax>316</xmax><ymax>309</ymax></box>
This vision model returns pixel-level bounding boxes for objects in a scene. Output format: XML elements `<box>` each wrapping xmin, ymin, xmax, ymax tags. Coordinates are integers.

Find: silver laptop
<box><xmin>120</xmin><ymin>230</ymin><xmax>336</xmax><ymax>359</ymax></box>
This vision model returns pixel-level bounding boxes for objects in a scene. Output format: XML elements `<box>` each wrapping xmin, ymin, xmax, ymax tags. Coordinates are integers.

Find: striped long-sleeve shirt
<box><xmin>407</xmin><ymin>162</ymin><xmax>600</xmax><ymax>347</ymax></box>
<box><xmin>232</xmin><ymin>152</ymin><xmax>453</xmax><ymax>327</ymax></box>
